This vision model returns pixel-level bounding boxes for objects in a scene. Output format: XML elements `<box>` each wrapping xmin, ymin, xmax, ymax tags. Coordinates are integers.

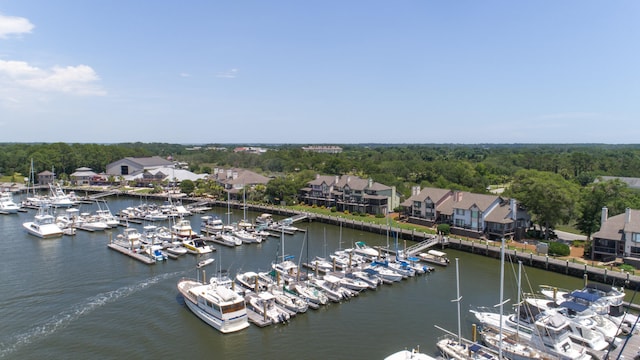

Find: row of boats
<box><xmin>387</xmin><ymin>242</ymin><xmax>638</xmax><ymax>360</ymax></box>
<box><xmin>177</xmin><ymin>240</ymin><xmax>442</xmax><ymax>332</ymax></box>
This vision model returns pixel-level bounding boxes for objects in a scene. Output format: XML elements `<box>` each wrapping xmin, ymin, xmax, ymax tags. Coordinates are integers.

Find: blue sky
<box><xmin>0</xmin><ymin>1</ymin><xmax>638</xmax><ymax>144</ymax></box>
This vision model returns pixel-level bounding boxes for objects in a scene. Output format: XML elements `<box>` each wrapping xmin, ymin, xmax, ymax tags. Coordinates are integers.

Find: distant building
<box><xmin>124</xmin><ymin>167</ymin><xmax>207</xmax><ymax>186</ymax></box>
<box><xmin>592</xmin><ymin>207</ymin><xmax>640</xmax><ymax>265</ymax></box>
<box><xmin>37</xmin><ymin>170</ymin><xmax>55</xmax><ymax>185</ymax></box>
<box><xmin>596</xmin><ymin>176</ymin><xmax>640</xmax><ymax>190</ymax></box>
<box><xmin>211</xmin><ymin>168</ymin><xmax>270</xmax><ymax>199</ymax></box>
<box><xmin>302</xmin><ymin>145</ymin><xmax>343</xmax><ymax>154</ymax></box>
<box><xmin>401</xmin><ymin>187</ymin><xmax>530</xmax><ymax>240</ymax></box>
<box><xmin>106</xmin><ymin>156</ymin><xmax>174</xmax><ymax>177</ymax></box>
<box><xmin>300</xmin><ymin>174</ymin><xmax>398</xmax><ymax>215</ymax></box>
<box><xmin>70</xmin><ymin>167</ymin><xmax>98</xmax><ymax>186</ymax></box>
<box><xmin>233</xmin><ymin>147</ymin><xmax>267</xmax><ymax>154</ymax></box>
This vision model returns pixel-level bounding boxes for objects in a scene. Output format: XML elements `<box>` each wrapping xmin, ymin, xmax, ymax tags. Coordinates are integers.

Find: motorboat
<box><xmin>94</xmin><ymin>200</ymin><xmax>120</xmax><ymax>228</ymax></box>
<box><xmin>385</xmin><ymin>347</ymin><xmax>438</xmax><ymax>360</ymax></box>
<box><xmin>146</xmin><ymin>245</ymin><xmax>168</xmax><ymax>262</ymax></box>
<box><xmin>140</xmin><ymin>225</ymin><xmax>163</xmax><ymax>246</ymax></box>
<box><xmin>255</xmin><ymin>213</ymin><xmax>273</xmax><ymax>225</ymax></box>
<box><xmin>270</xmin><ymin>287</ymin><xmax>308</xmax><ymax>314</ymax></box>
<box><xmin>217</xmin><ymin>233</ymin><xmax>242</xmax><ymax>246</ymax></box>
<box><xmin>287</xmin><ymin>281</ymin><xmax>328</xmax><ymax>308</ymax></box>
<box><xmin>365</xmin><ymin>263</ymin><xmax>403</xmax><ymax>283</ymax></box>
<box><xmin>310</xmin><ymin>277</ymin><xmax>350</xmax><ymax>302</ymax></box>
<box><xmin>0</xmin><ymin>191</ymin><xmax>19</xmax><ymax>214</ymax></box>
<box><xmin>245</xmin><ymin>291</ymin><xmax>291</xmax><ymax>324</ymax></box>
<box><xmin>235</xmin><ymin>271</ymin><xmax>273</xmax><ymax>293</ymax></box>
<box><xmin>272</xmin><ymin>256</ymin><xmax>308</xmax><ymax>283</ymax></box>
<box><xmin>115</xmin><ymin>227</ymin><xmax>142</xmax><ymax>249</ymax></box>
<box><xmin>48</xmin><ymin>183</ymin><xmax>75</xmax><ymax>208</ymax></box>
<box><xmin>177</xmin><ymin>277</ymin><xmax>250</xmax><ymax>333</ymax></box>
<box><xmin>78</xmin><ymin>212</ymin><xmax>110</xmax><ymax>231</ymax></box>
<box><xmin>350</xmin><ymin>269</ymin><xmax>381</xmax><ymax>290</ymax></box>
<box><xmin>172</xmin><ymin>218</ymin><xmax>200</xmax><ymax>239</ymax></box>
<box><xmin>201</xmin><ymin>215</ymin><xmax>224</xmax><ymax>233</ymax></box>
<box><xmin>478</xmin><ymin>324</ymin><xmax>545</xmax><ymax>360</ymax></box>
<box><xmin>23</xmin><ymin>206</ymin><xmax>63</xmax><ymax>238</ymax></box>
<box><xmin>351</xmin><ymin>241</ymin><xmax>381</xmax><ymax>260</ymax></box>
<box><xmin>418</xmin><ymin>249</ymin><xmax>450</xmax><ymax>266</ymax></box>
<box><xmin>182</xmin><ymin>238</ymin><xmax>213</xmax><ymax>254</ymax></box>
<box><xmin>166</xmin><ymin>245</ymin><xmax>187</xmax><ymax>256</ymax></box>
<box><xmin>232</xmin><ymin>229</ymin><xmax>262</xmax><ymax>244</ymax></box>
<box><xmin>436</xmin><ymin>334</ymin><xmax>502</xmax><ymax>360</ymax></box>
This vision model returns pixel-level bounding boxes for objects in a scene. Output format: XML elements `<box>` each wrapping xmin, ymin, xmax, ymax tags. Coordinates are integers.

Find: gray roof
<box><xmin>125</xmin><ymin>156</ymin><xmax>174</xmax><ymax>167</ymax></box>
<box><xmin>593</xmin><ymin>209</ymin><xmax>640</xmax><ymax>240</ymax></box>
<box><xmin>308</xmin><ymin>175</ymin><xmax>337</xmax><ymax>186</ymax></box>
<box><xmin>215</xmin><ymin>168</ymin><xmax>270</xmax><ymax>185</ymax></box>
<box><xmin>403</xmin><ymin>187</ymin><xmax>452</xmax><ymax>206</ymax></box>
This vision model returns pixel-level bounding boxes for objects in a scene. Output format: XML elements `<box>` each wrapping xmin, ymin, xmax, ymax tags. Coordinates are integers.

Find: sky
<box><xmin>0</xmin><ymin>1</ymin><xmax>638</xmax><ymax>144</ymax></box>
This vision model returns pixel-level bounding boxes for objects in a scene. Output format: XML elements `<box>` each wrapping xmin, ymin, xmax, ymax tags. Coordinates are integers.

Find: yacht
<box><xmin>182</xmin><ymin>238</ymin><xmax>214</xmax><ymax>254</ymax></box>
<box><xmin>172</xmin><ymin>218</ymin><xmax>200</xmax><ymax>239</ymax></box>
<box><xmin>23</xmin><ymin>206</ymin><xmax>63</xmax><ymax>238</ymax></box>
<box><xmin>48</xmin><ymin>183</ymin><xmax>75</xmax><ymax>208</ymax></box>
<box><xmin>245</xmin><ymin>291</ymin><xmax>291</xmax><ymax>325</ymax></box>
<box><xmin>0</xmin><ymin>191</ymin><xmax>19</xmax><ymax>214</ymax></box>
<box><xmin>177</xmin><ymin>277</ymin><xmax>250</xmax><ymax>333</ymax></box>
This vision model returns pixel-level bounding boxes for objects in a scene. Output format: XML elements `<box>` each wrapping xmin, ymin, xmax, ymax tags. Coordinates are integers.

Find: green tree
<box><xmin>507</xmin><ymin>169</ymin><xmax>580</xmax><ymax>240</ymax></box>
<box><xmin>179</xmin><ymin>179</ymin><xmax>195</xmax><ymax>195</ymax></box>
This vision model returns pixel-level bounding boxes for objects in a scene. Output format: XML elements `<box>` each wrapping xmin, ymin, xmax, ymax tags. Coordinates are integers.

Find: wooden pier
<box><xmin>107</xmin><ymin>243</ymin><xmax>155</xmax><ymax>265</ymax></box>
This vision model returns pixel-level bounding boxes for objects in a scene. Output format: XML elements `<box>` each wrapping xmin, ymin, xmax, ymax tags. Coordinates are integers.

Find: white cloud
<box><xmin>179</xmin><ymin>72</ymin><xmax>191</xmax><ymax>77</ymax></box>
<box><xmin>216</xmin><ymin>68</ymin><xmax>238</xmax><ymax>78</ymax></box>
<box><xmin>0</xmin><ymin>60</ymin><xmax>106</xmax><ymax>96</ymax></box>
<box><xmin>0</xmin><ymin>13</ymin><xmax>34</xmax><ymax>38</ymax></box>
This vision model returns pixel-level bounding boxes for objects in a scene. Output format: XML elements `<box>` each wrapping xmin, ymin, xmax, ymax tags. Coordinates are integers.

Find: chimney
<box><xmin>454</xmin><ymin>191</ymin><xmax>463</xmax><ymax>202</ymax></box>
<box><xmin>601</xmin><ymin>207</ymin><xmax>608</xmax><ymax>224</ymax></box>
<box><xmin>347</xmin><ymin>176</ymin><xmax>351</xmax><ymax>183</ymax></box>
<box><xmin>226</xmin><ymin>169</ymin><xmax>232</xmax><ymax>178</ymax></box>
<box><xmin>316</xmin><ymin>174</ymin><xmax>320</xmax><ymax>179</ymax></box>
<box><xmin>232</xmin><ymin>171</ymin><xmax>238</xmax><ymax>179</ymax></box>
<box><xmin>510</xmin><ymin>198</ymin><xmax>517</xmax><ymax>220</ymax></box>
<box><xmin>368</xmin><ymin>178</ymin><xmax>373</xmax><ymax>188</ymax></box>
<box><xmin>412</xmin><ymin>186</ymin><xmax>421</xmax><ymax>196</ymax></box>
<box><xmin>626</xmin><ymin>208</ymin><xmax>631</xmax><ymax>224</ymax></box>
<box><xmin>335</xmin><ymin>175</ymin><xmax>339</xmax><ymax>184</ymax></box>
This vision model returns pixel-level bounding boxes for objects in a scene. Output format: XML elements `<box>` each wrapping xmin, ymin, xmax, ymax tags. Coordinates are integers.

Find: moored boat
<box><xmin>177</xmin><ymin>277</ymin><xmax>250</xmax><ymax>333</ymax></box>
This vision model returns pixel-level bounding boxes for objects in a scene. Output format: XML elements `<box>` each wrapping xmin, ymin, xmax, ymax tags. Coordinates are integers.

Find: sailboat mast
<box><xmin>455</xmin><ymin>258</ymin><xmax>461</xmax><ymax>342</ymax></box>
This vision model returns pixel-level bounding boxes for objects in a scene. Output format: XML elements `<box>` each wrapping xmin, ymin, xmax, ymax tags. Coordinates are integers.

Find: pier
<box><xmin>107</xmin><ymin>243</ymin><xmax>156</xmax><ymax>265</ymax></box>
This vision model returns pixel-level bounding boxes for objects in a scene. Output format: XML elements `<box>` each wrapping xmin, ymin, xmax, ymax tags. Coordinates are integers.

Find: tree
<box><xmin>507</xmin><ymin>169</ymin><xmax>580</xmax><ymax>240</ymax></box>
<box><xmin>179</xmin><ymin>179</ymin><xmax>195</xmax><ymax>195</ymax></box>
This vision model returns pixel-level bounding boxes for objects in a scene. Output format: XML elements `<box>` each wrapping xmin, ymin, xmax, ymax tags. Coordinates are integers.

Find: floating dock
<box><xmin>107</xmin><ymin>243</ymin><xmax>155</xmax><ymax>265</ymax></box>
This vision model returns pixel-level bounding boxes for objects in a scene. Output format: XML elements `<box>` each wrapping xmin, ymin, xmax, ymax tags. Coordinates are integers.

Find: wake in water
<box><xmin>0</xmin><ymin>271</ymin><xmax>186</xmax><ymax>358</ymax></box>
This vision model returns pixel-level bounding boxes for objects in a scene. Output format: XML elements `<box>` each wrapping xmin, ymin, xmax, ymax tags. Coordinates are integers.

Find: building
<box><xmin>105</xmin><ymin>156</ymin><xmax>174</xmax><ymax>177</ymax></box>
<box><xmin>70</xmin><ymin>167</ymin><xmax>98</xmax><ymax>186</ymax></box>
<box><xmin>401</xmin><ymin>187</ymin><xmax>530</xmax><ymax>240</ymax></box>
<box><xmin>123</xmin><ymin>167</ymin><xmax>207</xmax><ymax>187</ymax></box>
<box><xmin>301</xmin><ymin>145</ymin><xmax>343</xmax><ymax>154</ymax></box>
<box><xmin>211</xmin><ymin>168</ymin><xmax>270</xmax><ymax>199</ymax></box>
<box><xmin>37</xmin><ymin>170</ymin><xmax>55</xmax><ymax>185</ymax></box>
<box><xmin>300</xmin><ymin>174</ymin><xmax>399</xmax><ymax>215</ymax></box>
<box><xmin>592</xmin><ymin>207</ymin><xmax>640</xmax><ymax>265</ymax></box>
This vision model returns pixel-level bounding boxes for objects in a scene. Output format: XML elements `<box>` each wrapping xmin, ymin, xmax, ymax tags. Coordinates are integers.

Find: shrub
<box><xmin>330</xmin><ymin>207</ymin><xmax>337</xmax><ymax>212</ymax></box>
<box><xmin>375</xmin><ymin>213</ymin><xmax>385</xmax><ymax>218</ymax></box>
<box><xmin>548</xmin><ymin>242</ymin><xmax>570</xmax><ymax>257</ymax></box>
<box><xmin>619</xmin><ymin>264</ymin><xmax>635</xmax><ymax>272</ymax></box>
<box><xmin>437</xmin><ymin>224</ymin><xmax>451</xmax><ymax>235</ymax></box>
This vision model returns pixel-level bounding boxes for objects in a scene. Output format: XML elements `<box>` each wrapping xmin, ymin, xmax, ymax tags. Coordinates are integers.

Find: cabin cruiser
<box><xmin>182</xmin><ymin>238</ymin><xmax>214</xmax><ymax>254</ymax></box>
<box><xmin>418</xmin><ymin>249</ymin><xmax>450</xmax><ymax>266</ymax></box>
<box><xmin>270</xmin><ymin>287</ymin><xmax>309</xmax><ymax>314</ymax></box>
<box><xmin>23</xmin><ymin>206</ymin><xmax>63</xmax><ymax>238</ymax></box>
<box><xmin>0</xmin><ymin>191</ymin><xmax>19</xmax><ymax>214</ymax></box>
<box><xmin>245</xmin><ymin>291</ymin><xmax>290</xmax><ymax>325</ymax></box>
<box><xmin>177</xmin><ymin>276</ymin><xmax>250</xmax><ymax>333</ymax></box>
<box><xmin>172</xmin><ymin>218</ymin><xmax>200</xmax><ymax>239</ymax></box>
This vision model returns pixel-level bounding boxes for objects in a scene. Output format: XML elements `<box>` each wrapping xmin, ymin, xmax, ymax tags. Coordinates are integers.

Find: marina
<box><xmin>2</xmin><ymin>196</ymin><xmax>640</xmax><ymax>359</ymax></box>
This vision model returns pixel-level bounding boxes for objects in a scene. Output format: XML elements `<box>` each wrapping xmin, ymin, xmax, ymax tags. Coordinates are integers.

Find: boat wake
<box><xmin>0</xmin><ymin>271</ymin><xmax>185</xmax><ymax>358</ymax></box>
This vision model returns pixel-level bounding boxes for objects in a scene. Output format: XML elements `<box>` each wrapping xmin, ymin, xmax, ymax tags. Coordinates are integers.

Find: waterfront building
<box><xmin>37</xmin><ymin>170</ymin><xmax>55</xmax><ymax>185</ymax></box>
<box><xmin>402</xmin><ymin>187</ymin><xmax>529</xmax><ymax>240</ymax></box>
<box><xmin>106</xmin><ymin>156</ymin><xmax>174</xmax><ymax>177</ymax></box>
<box><xmin>299</xmin><ymin>174</ymin><xmax>399</xmax><ymax>215</ymax></box>
<box><xmin>592</xmin><ymin>207</ymin><xmax>640</xmax><ymax>264</ymax></box>
<box><xmin>211</xmin><ymin>168</ymin><xmax>270</xmax><ymax>200</ymax></box>
<box><xmin>70</xmin><ymin>167</ymin><xmax>98</xmax><ymax>186</ymax></box>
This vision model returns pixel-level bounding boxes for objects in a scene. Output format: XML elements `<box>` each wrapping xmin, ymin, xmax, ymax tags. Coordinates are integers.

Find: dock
<box><xmin>201</xmin><ymin>236</ymin><xmax>237</xmax><ymax>248</ymax></box>
<box><xmin>107</xmin><ymin>243</ymin><xmax>155</xmax><ymax>265</ymax></box>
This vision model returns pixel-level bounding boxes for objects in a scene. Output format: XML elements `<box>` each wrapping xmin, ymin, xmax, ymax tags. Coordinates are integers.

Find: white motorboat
<box><xmin>78</xmin><ymin>212</ymin><xmax>110</xmax><ymax>231</ymax></box>
<box><xmin>272</xmin><ymin>257</ymin><xmax>309</xmax><ymax>283</ymax></box>
<box><xmin>245</xmin><ymin>291</ymin><xmax>291</xmax><ymax>324</ymax></box>
<box><xmin>270</xmin><ymin>287</ymin><xmax>308</xmax><ymax>314</ymax></box>
<box><xmin>95</xmin><ymin>200</ymin><xmax>120</xmax><ymax>228</ymax></box>
<box><xmin>177</xmin><ymin>277</ymin><xmax>250</xmax><ymax>333</ymax></box>
<box><xmin>478</xmin><ymin>324</ymin><xmax>545</xmax><ymax>360</ymax></box>
<box><xmin>366</xmin><ymin>261</ymin><xmax>403</xmax><ymax>283</ymax></box>
<box><xmin>172</xmin><ymin>218</ymin><xmax>200</xmax><ymax>239</ymax></box>
<box><xmin>287</xmin><ymin>282</ymin><xmax>327</xmax><ymax>308</ymax></box>
<box><xmin>351</xmin><ymin>241</ymin><xmax>381</xmax><ymax>260</ymax></box>
<box><xmin>418</xmin><ymin>249</ymin><xmax>450</xmax><ymax>266</ymax></box>
<box><xmin>385</xmin><ymin>347</ymin><xmax>438</xmax><ymax>360</ymax></box>
<box><xmin>182</xmin><ymin>238</ymin><xmax>213</xmax><ymax>254</ymax></box>
<box><xmin>115</xmin><ymin>227</ymin><xmax>142</xmax><ymax>249</ymax></box>
<box><xmin>233</xmin><ymin>229</ymin><xmax>262</xmax><ymax>244</ymax></box>
<box><xmin>166</xmin><ymin>245</ymin><xmax>187</xmax><ymax>256</ymax></box>
<box><xmin>0</xmin><ymin>191</ymin><xmax>19</xmax><ymax>214</ymax></box>
<box><xmin>310</xmin><ymin>276</ymin><xmax>351</xmax><ymax>302</ymax></box>
<box><xmin>201</xmin><ymin>215</ymin><xmax>224</xmax><ymax>233</ymax></box>
<box><xmin>235</xmin><ymin>271</ymin><xmax>273</xmax><ymax>293</ymax></box>
<box><xmin>350</xmin><ymin>269</ymin><xmax>381</xmax><ymax>290</ymax></box>
<box><xmin>48</xmin><ymin>183</ymin><xmax>75</xmax><ymax>208</ymax></box>
<box><xmin>23</xmin><ymin>206</ymin><xmax>63</xmax><ymax>238</ymax></box>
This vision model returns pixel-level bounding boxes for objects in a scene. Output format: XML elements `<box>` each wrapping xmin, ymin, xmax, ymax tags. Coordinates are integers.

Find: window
<box><xmin>455</xmin><ymin>209</ymin><xmax>465</xmax><ymax>215</ymax></box>
<box><xmin>413</xmin><ymin>201</ymin><xmax>421</xmax><ymax>208</ymax></box>
<box><xmin>121</xmin><ymin>165</ymin><xmax>129</xmax><ymax>175</ymax></box>
<box><xmin>632</xmin><ymin>233</ymin><xmax>640</xmax><ymax>243</ymax></box>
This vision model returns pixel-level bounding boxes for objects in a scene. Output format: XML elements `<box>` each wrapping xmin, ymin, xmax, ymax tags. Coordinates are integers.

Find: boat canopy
<box><xmin>427</xmin><ymin>250</ymin><xmax>447</xmax><ymax>258</ymax></box>
<box><xmin>570</xmin><ymin>290</ymin><xmax>601</xmax><ymax>302</ymax></box>
<box><xmin>559</xmin><ymin>301</ymin><xmax>589</xmax><ymax>313</ymax></box>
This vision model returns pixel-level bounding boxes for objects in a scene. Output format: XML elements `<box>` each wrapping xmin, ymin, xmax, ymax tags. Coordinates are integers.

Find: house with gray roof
<box><xmin>300</xmin><ymin>174</ymin><xmax>399</xmax><ymax>215</ymax></box>
<box><xmin>592</xmin><ymin>207</ymin><xmax>640</xmax><ymax>265</ymax></box>
<box><xmin>211</xmin><ymin>168</ymin><xmax>270</xmax><ymax>199</ymax></box>
<box><xmin>70</xmin><ymin>167</ymin><xmax>98</xmax><ymax>186</ymax></box>
<box><xmin>402</xmin><ymin>187</ymin><xmax>529</xmax><ymax>240</ymax></box>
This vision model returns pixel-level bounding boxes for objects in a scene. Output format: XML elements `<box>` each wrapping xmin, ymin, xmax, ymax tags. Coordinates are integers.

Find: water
<box><xmin>0</xmin><ymin>198</ymin><xmax>597</xmax><ymax>359</ymax></box>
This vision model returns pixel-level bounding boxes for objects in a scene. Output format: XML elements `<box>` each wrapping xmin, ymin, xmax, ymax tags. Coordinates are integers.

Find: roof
<box><xmin>452</xmin><ymin>192</ymin><xmax>500</xmax><ymax>211</ymax></box>
<box><xmin>308</xmin><ymin>175</ymin><xmax>337</xmax><ymax>186</ymax></box>
<box><xmin>125</xmin><ymin>156</ymin><xmax>174</xmax><ymax>167</ymax></box>
<box><xmin>593</xmin><ymin>209</ymin><xmax>640</xmax><ymax>240</ymax></box>
<box><xmin>71</xmin><ymin>169</ymin><xmax>98</xmax><ymax>177</ymax></box>
<box><xmin>214</xmin><ymin>168</ymin><xmax>270</xmax><ymax>186</ymax></box>
<box><xmin>334</xmin><ymin>175</ymin><xmax>391</xmax><ymax>192</ymax></box>
<box><xmin>403</xmin><ymin>187</ymin><xmax>452</xmax><ymax>206</ymax></box>
<box><xmin>125</xmin><ymin>167</ymin><xmax>206</xmax><ymax>182</ymax></box>
<box><xmin>38</xmin><ymin>170</ymin><xmax>54</xmax><ymax>176</ymax></box>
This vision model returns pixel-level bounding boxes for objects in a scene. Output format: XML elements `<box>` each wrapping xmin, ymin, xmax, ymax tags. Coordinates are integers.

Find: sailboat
<box><xmin>435</xmin><ymin>259</ymin><xmax>501</xmax><ymax>360</ymax></box>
